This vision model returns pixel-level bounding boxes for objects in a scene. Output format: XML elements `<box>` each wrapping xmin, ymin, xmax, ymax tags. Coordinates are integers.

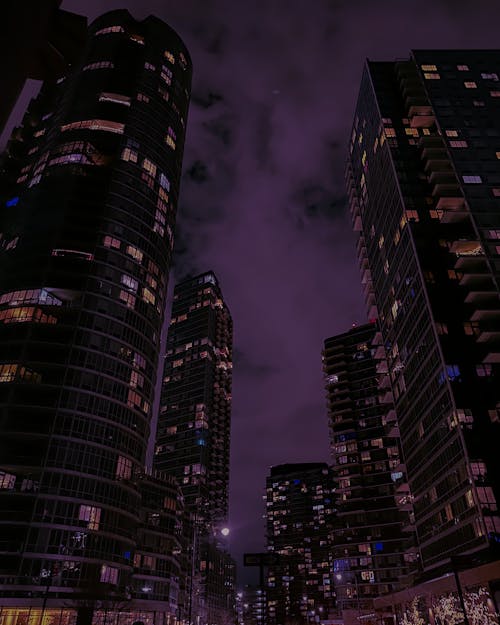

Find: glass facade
<box><xmin>323</xmin><ymin>324</ymin><xmax>415</xmax><ymax>614</ymax></box>
<box><xmin>0</xmin><ymin>9</ymin><xmax>191</xmax><ymax>607</ymax></box>
<box><xmin>154</xmin><ymin>271</ymin><xmax>233</xmax><ymax>528</ymax></box>
<box><xmin>265</xmin><ymin>463</ymin><xmax>336</xmax><ymax>625</ymax></box>
<box><xmin>154</xmin><ymin>270</ymin><xmax>233</xmax><ymax>624</ymax></box>
<box><xmin>347</xmin><ymin>51</ymin><xmax>500</xmax><ymax>575</ymax></box>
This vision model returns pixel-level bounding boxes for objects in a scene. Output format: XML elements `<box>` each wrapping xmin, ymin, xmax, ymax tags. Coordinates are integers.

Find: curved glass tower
<box><xmin>0</xmin><ymin>9</ymin><xmax>191</xmax><ymax>606</ymax></box>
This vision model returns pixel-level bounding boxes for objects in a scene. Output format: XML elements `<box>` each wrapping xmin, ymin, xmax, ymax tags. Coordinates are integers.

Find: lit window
<box><xmin>164</xmin><ymin>51</ymin><xmax>175</xmax><ymax>64</ymax></box>
<box><xmin>137</xmin><ymin>93</ymin><xmax>150</xmax><ymax>103</ymax></box>
<box><xmin>492</xmin><ymin>188</ymin><xmax>500</xmax><ymax>197</ymax></box>
<box><xmin>159</xmin><ymin>173</ymin><xmax>170</xmax><ymax>190</ymax></box>
<box><xmin>61</xmin><ymin>119</ymin><xmax>124</xmax><ymax>134</ymax></box>
<box><xmin>446</xmin><ymin>364</ymin><xmax>461</xmax><ymax>380</ymax></box>
<box><xmin>119</xmin><ymin>291</ymin><xmax>135</xmax><ymax>309</ymax></box>
<box><xmin>95</xmin><ymin>26</ymin><xmax>124</xmax><ymax>36</ymax></box>
<box><xmin>445</xmin><ymin>130</ymin><xmax>459</xmax><ymax>137</ymax></box>
<box><xmin>121</xmin><ymin>148</ymin><xmax>137</xmax><ymax>162</ymax></box>
<box><xmin>121</xmin><ymin>274</ymin><xmax>138</xmax><ymax>292</ymax></box>
<box><xmin>0</xmin><ymin>364</ymin><xmax>18</xmax><ymax>382</ymax></box>
<box><xmin>83</xmin><ymin>61</ymin><xmax>114</xmax><ymax>71</ymax></box>
<box><xmin>473</xmin><ymin>100</ymin><xmax>485</xmax><ymax>107</ymax></box>
<box><xmin>457</xmin><ymin>65</ymin><xmax>469</xmax><ymax>71</ymax></box>
<box><xmin>51</xmin><ymin>249</ymin><xmax>94</xmax><ymax>261</ymax></box>
<box><xmin>0</xmin><ymin>289</ymin><xmax>61</xmax><ymax>307</ymax></box>
<box><xmin>384</xmin><ymin>128</ymin><xmax>396</xmax><ymax>137</ymax></box>
<box><xmin>126</xmin><ymin>245</ymin><xmax>143</xmax><ymax>261</ymax></box>
<box><xmin>160</xmin><ymin>66</ymin><xmax>173</xmax><ymax>85</ymax></box>
<box><xmin>116</xmin><ymin>456</ymin><xmax>132</xmax><ymax>479</ymax></box>
<box><xmin>496</xmin><ymin>152</ymin><xmax>500</xmax><ymax>160</ymax></box>
<box><xmin>481</xmin><ymin>72</ymin><xmax>499</xmax><ymax>81</ymax></box>
<box><xmin>129</xmin><ymin>33</ymin><xmax>144</xmax><ymax>45</ymax></box>
<box><xmin>144</xmin><ymin>62</ymin><xmax>156</xmax><ymax>71</ymax></box>
<box><xmin>142</xmin><ymin>288</ymin><xmax>156</xmax><ymax>305</ymax></box>
<box><xmin>79</xmin><ymin>505</ymin><xmax>101</xmax><ymax>530</ymax></box>
<box><xmin>462</xmin><ymin>175</ymin><xmax>482</xmax><ymax>184</ymax></box>
<box><xmin>487</xmin><ymin>230</ymin><xmax>500</xmax><ymax>239</ymax></box>
<box><xmin>100</xmin><ymin>564</ymin><xmax>118</xmax><ymax>584</ymax></box>
<box><xmin>99</xmin><ymin>92</ymin><xmax>131</xmax><ymax>106</ymax></box>
<box><xmin>464</xmin><ymin>81</ymin><xmax>477</xmax><ymax>89</ymax></box>
<box><xmin>142</xmin><ymin>159</ymin><xmax>157</xmax><ymax>177</ymax></box>
<box><xmin>476</xmin><ymin>364</ymin><xmax>492</xmax><ymax>377</ymax></box>
<box><xmin>130</xmin><ymin>370</ymin><xmax>144</xmax><ymax>389</ymax></box>
<box><xmin>0</xmin><ymin>307</ymin><xmax>56</xmax><ymax>325</ymax></box>
<box><xmin>421</xmin><ymin>64</ymin><xmax>437</xmax><ymax>71</ymax></box>
<box><xmin>449</xmin><ymin>140</ymin><xmax>468</xmax><ymax>148</ymax></box>
<box><xmin>166</xmin><ymin>135</ymin><xmax>176</xmax><ymax>150</ymax></box>
<box><xmin>424</xmin><ymin>73</ymin><xmax>440</xmax><ymax>79</ymax></box>
<box><xmin>405</xmin><ymin>128</ymin><xmax>419</xmax><ymax>137</ymax></box>
<box><xmin>158</xmin><ymin>87</ymin><xmax>169</xmax><ymax>102</ymax></box>
<box><xmin>103</xmin><ymin>235</ymin><xmax>120</xmax><ymax>249</ymax></box>
<box><xmin>0</xmin><ymin>471</ymin><xmax>16</xmax><ymax>489</ymax></box>
<box><xmin>490</xmin><ymin>91</ymin><xmax>500</xmax><ymax>97</ymax></box>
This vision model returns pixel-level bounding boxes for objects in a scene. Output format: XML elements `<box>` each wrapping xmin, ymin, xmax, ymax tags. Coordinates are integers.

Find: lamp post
<box><xmin>39</xmin><ymin>568</ymin><xmax>52</xmax><ymax>625</ymax></box>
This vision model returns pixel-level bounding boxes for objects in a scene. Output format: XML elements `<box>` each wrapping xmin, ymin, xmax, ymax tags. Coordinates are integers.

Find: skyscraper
<box><xmin>154</xmin><ymin>270</ymin><xmax>234</xmax><ymax>625</ymax></box>
<box><xmin>347</xmin><ymin>51</ymin><xmax>500</xmax><ymax>578</ymax></box>
<box><xmin>323</xmin><ymin>323</ymin><xmax>415</xmax><ymax>618</ymax></box>
<box><xmin>154</xmin><ymin>271</ymin><xmax>233</xmax><ymax>529</ymax></box>
<box><xmin>0</xmin><ymin>8</ymin><xmax>191</xmax><ymax>615</ymax></box>
<box><xmin>265</xmin><ymin>463</ymin><xmax>336</xmax><ymax>625</ymax></box>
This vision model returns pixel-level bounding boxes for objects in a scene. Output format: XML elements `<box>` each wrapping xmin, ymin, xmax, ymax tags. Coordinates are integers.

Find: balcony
<box><xmin>483</xmin><ymin>350</ymin><xmax>500</xmax><ymax>363</ymax></box>
<box><xmin>450</xmin><ymin>240</ymin><xmax>482</xmax><ymax>255</ymax></box>
<box><xmin>477</xmin><ymin>328</ymin><xmax>500</xmax><ymax>343</ymax></box>
<box><xmin>459</xmin><ymin>270</ymin><xmax>492</xmax><ymax>288</ymax></box>
<box><xmin>409</xmin><ymin>105</ymin><xmax>435</xmax><ymax>128</ymax></box>
<box><xmin>387</xmin><ymin>423</ymin><xmax>399</xmax><ymax>437</ymax></box>
<box><xmin>367</xmin><ymin>303</ymin><xmax>378</xmax><ymax>319</ymax></box>
<box><xmin>419</xmin><ymin>134</ymin><xmax>445</xmax><ymax>150</ymax></box>
<box><xmin>464</xmin><ymin>289</ymin><xmax>498</xmax><ymax>305</ymax></box>
<box><xmin>376</xmin><ymin>360</ymin><xmax>388</xmax><ymax>374</ymax></box>
<box><xmin>382</xmin><ymin>410</ymin><xmax>397</xmax><ymax>426</ymax></box>
<box><xmin>361</xmin><ymin>267</ymin><xmax>372</xmax><ymax>285</ymax></box>
<box><xmin>379</xmin><ymin>390</ymin><xmax>394</xmax><ymax>405</ymax></box>
<box><xmin>470</xmin><ymin>308</ymin><xmax>500</xmax><ymax>322</ymax></box>
<box><xmin>378</xmin><ymin>372</ymin><xmax>391</xmax><ymax>388</ymax></box>
<box><xmin>452</xmin><ymin>240</ymin><xmax>486</xmax><ymax>270</ymax></box>
<box><xmin>430</xmin><ymin>171</ymin><xmax>461</xmax><ymax>196</ymax></box>
<box><xmin>424</xmin><ymin>156</ymin><xmax>452</xmax><ymax>172</ymax></box>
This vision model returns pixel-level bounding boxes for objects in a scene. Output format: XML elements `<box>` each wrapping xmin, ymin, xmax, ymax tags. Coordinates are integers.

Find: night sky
<box><xmin>4</xmin><ymin>0</ymin><xmax>500</xmax><ymax>584</ymax></box>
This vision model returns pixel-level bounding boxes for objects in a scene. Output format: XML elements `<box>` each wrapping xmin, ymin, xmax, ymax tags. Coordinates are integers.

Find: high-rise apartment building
<box><xmin>0</xmin><ymin>8</ymin><xmax>191</xmax><ymax>616</ymax></box>
<box><xmin>154</xmin><ymin>271</ymin><xmax>233</xmax><ymax>528</ymax></box>
<box><xmin>323</xmin><ymin>324</ymin><xmax>415</xmax><ymax>616</ymax></box>
<box><xmin>0</xmin><ymin>2</ymin><xmax>87</xmax><ymax>135</ymax></box>
<box><xmin>347</xmin><ymin>51</ymin><xmax>500</xmax><ymax>576</ymax></box>
<box><xmin>265</xmin><ymin>463</ymin><xmax>336</xmax><ymax>625</ymax></box>
<box><xmin>154</xmin><ymin>271</ymin><xmax>234</xmax><ymax>625</ymax></box>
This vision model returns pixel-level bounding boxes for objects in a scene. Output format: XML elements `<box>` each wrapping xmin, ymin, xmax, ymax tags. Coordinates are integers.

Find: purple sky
<box><xmin>4</xmin><ymin>0</ymin><xmax>500</xmax><ymax>584</ymax></box>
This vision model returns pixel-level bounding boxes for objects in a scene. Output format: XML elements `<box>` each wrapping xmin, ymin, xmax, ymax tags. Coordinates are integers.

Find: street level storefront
<box><xmin>373</xmin><ymin>560</ymin><xmax>500</xmax><ymax>625</ymax></box>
